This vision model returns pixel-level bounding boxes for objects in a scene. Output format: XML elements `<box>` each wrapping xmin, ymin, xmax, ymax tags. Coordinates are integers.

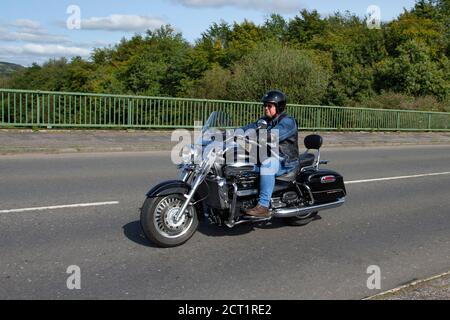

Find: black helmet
<box><xmin>261</xmin><ymin>90</ymin><xmax>287</xmax><ymax>113</ymax></box>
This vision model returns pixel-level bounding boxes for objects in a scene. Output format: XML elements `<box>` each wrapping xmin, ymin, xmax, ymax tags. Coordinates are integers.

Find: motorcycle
<box><xmin>140</xmin><ymin>111</ymin><xmax>347</xmax><ymax>247</ymax></box>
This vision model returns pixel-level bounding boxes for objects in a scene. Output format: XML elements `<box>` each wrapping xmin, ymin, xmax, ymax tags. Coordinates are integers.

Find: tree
<box><xmin>226</xmin><ymin>20</ymin><xmax>267</xmax><ymax>64</ymax></box>
<box><xmin>195</xmin><ymin>21</ymin><xmax>232</xmax><ymax>68</ymax></box>
<box><xmin>385</xmin><ymin>10</ymin><xmax>445</xmax><ymax>58</ymax></box>
<box><xmin>186</xmin><ymin>64</ymin><xmax>232</xmax><ymax>100</ymax></box>
<box><xmin>227</xmin><ymin>41</ymin><xmax>330</xmax><ymax>105</ymax></box>
<box><xmin>64</xmin><ymin>57</ymin><xmax>95</xmax><ymax>92</ymax></box>
<box><xmin>287</xmin><ymin>9</ymin><xmax>326</xmax><ymax>45</ymax></box>
<box><xmin>375</xmin><ymin>40</ymin><xmax>449</xmax><ymax>100</ymax></box>
<box><xmin>117</xmin><ymin>25</ymin><xmax>193</xmax><ymax>96</ymax></box>
<box><xmin>262</xmin><ymin>14</ymin><xmax>288</xmax><ymax>41</ymax></box>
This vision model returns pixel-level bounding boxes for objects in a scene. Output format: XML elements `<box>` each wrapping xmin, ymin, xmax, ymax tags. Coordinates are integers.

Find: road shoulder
<box><xmin>1</xmin><ymin>129</ymin><xmax>450</xmax><ymax>155</ymax></box>
<box><xmin>366</xmin><ymin>271</ymin><xmax>450</xmax><ymax>300</ymax></box>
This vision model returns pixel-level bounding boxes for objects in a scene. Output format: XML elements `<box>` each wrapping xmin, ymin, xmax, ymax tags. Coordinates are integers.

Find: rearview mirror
<box><xmin>256</xmin><ymin>119</ymin><xmax>268</xmax><ymax>130</ymax></box>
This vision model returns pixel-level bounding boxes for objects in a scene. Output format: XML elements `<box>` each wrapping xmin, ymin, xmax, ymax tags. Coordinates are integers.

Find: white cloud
<box><xmin>22</xmin><ymin>44</ymin><xmax>90</xmax><ymax>56</ymax></box>
<box><xmin>171</xmin><ymin>0</ymin><xmax>304</xmax><ymax>13</ymax></box>
<box><xmin>11</xmin><ymin>19</ymin><xmax>48</xmax><ymax>35</ymax></box>
<box><xmin>81</xmin><ymin>14</ymin><xmax>167</xmax><ymax>32</ymax></box>
<box><xmin>0</xmin><ymin>19</ymin><xmax>70</xmax><ymax>44</ymax></box>
<box><xmin>13</xmin><ymin>19</ymin><xmax>41</xmax><ymax>30</ymax></box>
<box><xmin>0</xmin><ymin>44</ymin><xmax>90</xmax><ymax>65</ymax></box>
<box><xmin>0</xmin><ymin>30</ymin><xmax>69</xmax><ymax>44</ymax></box>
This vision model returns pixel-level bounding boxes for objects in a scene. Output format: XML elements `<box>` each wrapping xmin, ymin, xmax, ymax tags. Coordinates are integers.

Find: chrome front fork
<box><xmin>177</xmin><ymin>167</ymin><xmax>192</xmax><ymax>183</ymax></box>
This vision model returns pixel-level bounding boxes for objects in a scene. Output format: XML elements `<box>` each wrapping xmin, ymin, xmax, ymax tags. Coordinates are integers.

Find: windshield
<box><xmin>193</xmin><ymin>111</ymin><xmax>234</xmax><ymax>147</ymax></box>
<box><xmin>202</xmin><ymin>111</ymin><xmax>233</xmax><ymax>133</ymax></box>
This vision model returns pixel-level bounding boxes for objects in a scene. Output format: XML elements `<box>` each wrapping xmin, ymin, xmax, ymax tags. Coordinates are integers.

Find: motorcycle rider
<box><xmin>240</xmin><ymin>90</ymin><xmax>299</xmax><ymax>217</ymax></box>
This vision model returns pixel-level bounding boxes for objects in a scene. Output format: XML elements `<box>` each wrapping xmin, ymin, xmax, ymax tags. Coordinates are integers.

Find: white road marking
<box><xmin>346</xmin><ymin>171</ymin><xmax>450</xmax><ymax>184</ymax></box>
<box><xmin>0</xmin><ymin>201</ymin><xmax>119</xmax><ymax>214</ymax></box>
<box><xmin>2</xmin><ymin>172</ymin><xmax>449</xmax><ymax>213</ymax></box>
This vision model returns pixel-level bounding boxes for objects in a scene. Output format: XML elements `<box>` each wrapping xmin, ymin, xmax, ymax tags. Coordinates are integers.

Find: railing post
<box><xmin>360</xmin><ymin>110</ymin><xmax>364</xmax><ymax>130</ymax></box>
<box><xmin>396</xmin><ymin>111</ymin><xmax>400</xmax><ymax>130</ymax></box>
<box><xmin>428</xmin><ymin>113</ymin><xmax>432</xmax><ymax>131</ymax></box>
<box><xmin>316</xmin><ymin>109</ymin><xmax>321</xmax><ymax>129</ymax></box>
<box><xmin>128</xmin><ymin>99</ymin><xmax>132</xmax><ymax>126</ymax></box>
<box><xmin>1</xmin><ymin>91</ymin><xmax>4</xmax><ymax>124</ymax></box>
<box><xmin>37</xmin><ymin>91</ymin><xmax>40</xmax><ymax>126</ymax></box>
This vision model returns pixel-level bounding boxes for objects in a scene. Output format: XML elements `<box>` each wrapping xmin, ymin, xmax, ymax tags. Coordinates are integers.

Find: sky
<box><xmin>0</xmin><ymin>0</ymin><xmax>417</xmax><ymax>66</ymax></box>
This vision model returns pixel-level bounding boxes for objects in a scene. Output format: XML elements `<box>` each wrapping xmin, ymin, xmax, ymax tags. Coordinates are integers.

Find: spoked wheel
<box><xmin>140</xmin><ymin>194</ymin><xmax>198</xmax><ymax>248</ymax></box>
<box><xmin>285</xmin><ymin>211</ymin><xmax>318</xmax><ymax>226</ymax></box>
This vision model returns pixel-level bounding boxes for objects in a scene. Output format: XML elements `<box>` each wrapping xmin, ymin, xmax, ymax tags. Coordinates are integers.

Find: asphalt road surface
<box><xmin>0</xmin><ymin>145</ymin><xmax>449</xmax><ymax>299</ymax></box>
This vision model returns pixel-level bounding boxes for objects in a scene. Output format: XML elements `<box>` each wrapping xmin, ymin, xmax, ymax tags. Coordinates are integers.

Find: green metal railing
<box><xmin>0</xmin><ymin>89</ymin><xmax>449</xmax><ymax>131</ymax></box>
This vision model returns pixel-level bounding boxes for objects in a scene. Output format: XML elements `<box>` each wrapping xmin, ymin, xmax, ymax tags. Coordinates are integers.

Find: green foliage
<box><xmin>357</xmin><ymin>91</ymin><xmax>449</xmax><ymax>112</ymax></box>
<box><xmin>286</xmin><ymin>9</ymin><xmax>326</xmax><ymax>45</ymax></box>
<box><xmin>226</xmin><ymin>20</ymin><xmax>267</xmax><ymax>63</ymax></box>
<box><xmin>226</xmin><ymin>41</ymin><xmax>329</xmax><ymax>104</ymax></box>
<box><xmin>375</xmin><ymin>40</ymin><xmax>449</xmax><ymax>100</ymax></box>
<box><xmin>187</xmin><ymin>64</ymin><xmax>232</xmax><ymax>100</ymax></box>
<box><xmin>1</xmin><ymin>0</ymin><xmax>449</xmax><ymax>112</ymax></box>
<box><xmin>195</xmin><ymin>21</ymin><xmax>232</xmax><ymax>68</ymax></box>
<box><xmin>263</xmin><ymin>14</ymin><xmax>288</xmax><ymax>41</ymax></box>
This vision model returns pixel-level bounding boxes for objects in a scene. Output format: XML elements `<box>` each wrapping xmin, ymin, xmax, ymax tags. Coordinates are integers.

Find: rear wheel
<box><xmin>140</xmin><ymin>194</ymin><xmax>198</xmax><ymax>248</ymax></box>
<box><xmin>285</xmin><ymin>211</ymin><xmax>318</xmax><ymax>226</ymax></box>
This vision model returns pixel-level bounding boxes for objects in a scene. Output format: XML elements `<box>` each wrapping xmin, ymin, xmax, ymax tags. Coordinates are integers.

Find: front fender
<box><xmin>146</xmin><ymin>180</ymin><xmax>192</xmax><ymax>198</ymax></box>
<box><xmin>146</xmin><ymin>179</ymin><xmax>209</xmax><ymax>203</ymax></box>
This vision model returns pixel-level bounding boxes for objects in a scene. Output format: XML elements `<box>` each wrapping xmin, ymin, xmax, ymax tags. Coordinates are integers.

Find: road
<box><xmin>0</xmin><ymin>145</ymin><xmax>449</xmax><ymax>299</ymax></box>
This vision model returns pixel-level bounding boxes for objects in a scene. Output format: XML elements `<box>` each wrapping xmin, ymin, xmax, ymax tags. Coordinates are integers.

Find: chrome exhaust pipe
<box><xmin>273</xmin><ymin>198</ymin><xmax>345</xmax><ymax>218</ymax></box>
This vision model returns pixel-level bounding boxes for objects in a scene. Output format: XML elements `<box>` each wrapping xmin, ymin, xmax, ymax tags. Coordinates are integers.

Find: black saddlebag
<box><xmin>297</xmin><ymin>169</ymin><xmax>346</xmax><ymax>204</ymax></box>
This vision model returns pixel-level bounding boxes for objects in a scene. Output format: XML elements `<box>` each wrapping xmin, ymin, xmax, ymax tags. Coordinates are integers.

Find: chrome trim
<box><xmin>299</xmin><ymin>149</ymin><xmax>323</xmax><ymax>172</ymax></box>
<box><xmin>226</xmin><ymin>182</ymin><xmax>238</xmax><ymax>226</ymax></box>
<box><xmin>227</xmin><ymin>162</ymin><xmax>255</xmax><ymax>168</ymax></box>
<box><xmin>302</xmin><ymin>183</ymin><xmax>315</xmax><ymax>205</ymax></box>
<box><xmin>300</xmin><ymin>149</ymin><xmax>317</xmax><ymax>173</ymax></box>
<box><xmin>174</xmin><ymin>171</ymin><xmax>204</xmax><ymax>221</ymax></box>
<box><xmin>273</xmin><ymin>198</ymin><xmax>345</xmax><ymax>218</ymax></box>
<box><xmin>177</xmin><ymin>168</ymin><xmax>192</xmax><ymax>183</ymax></box>
<box><xmin>300</xmin><ymin>165</ymin><xmax>317</xmax><ymax>173</ymax></box>
<box><xmin>236</xmin><ymin>189</ymin><xmax>258</xmax><ymax>197</ymax></box>
<box><xmin>227</xmin><ymin>216</ymin><xmax>272</xmax><ymax>227</ymax></box>
<box><xmin>320</xmin><ymin>175</ymin><xmax>336</xmax><ymax>184</ymax></box>
<box><xmin>174</xmin><ymin>148</ymin><xmax>217</xmax><ymax>221</ymax></box>
<box><xmin>316</xmin><ymin>149</ymin><xmax>321</xmax><ymax>170</ymax></box>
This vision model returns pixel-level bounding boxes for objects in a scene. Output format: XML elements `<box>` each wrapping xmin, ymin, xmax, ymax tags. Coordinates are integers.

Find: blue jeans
<box><xmin>252</xmin><ymin>157</ymin><xmax>299</xmax><ymax>208</ymax></box>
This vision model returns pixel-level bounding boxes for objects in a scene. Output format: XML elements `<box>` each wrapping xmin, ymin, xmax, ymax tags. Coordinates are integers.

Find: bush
<box><xmin>186</xmin><ymin>64</ymin><xmax>232</xmax><ymax>100</ymax></box>
<box><xmin>357</xmin><ymin>91</ymin><xmax>449</xmax><ymax>112</ymax></box>
<box><xmin>226</xmin><ymin>41</ymin><xmax>330</xmax><ymax>104</ymax></box>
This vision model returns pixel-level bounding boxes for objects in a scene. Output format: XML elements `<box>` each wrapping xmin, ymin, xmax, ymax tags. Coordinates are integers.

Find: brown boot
<box><xmin>246</xmin><ymin>204</ymin><xmax>270</xmax><ymax>218</ymax></box>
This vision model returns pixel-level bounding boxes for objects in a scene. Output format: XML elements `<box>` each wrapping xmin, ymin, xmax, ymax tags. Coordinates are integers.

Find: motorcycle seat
<box><xmin>276</xmin><ymin>166</ymin><xmax>299</xmax><ymax>182</ymax></box>
<box><xmin>299</xmin><ymin>153</ymin><xmax>315</xmax><ymax>168</ymax></box>
<box><xmin>275</xmin><ymin>153</ymin><xmax>315</xmax><ymax>182</ymax></box>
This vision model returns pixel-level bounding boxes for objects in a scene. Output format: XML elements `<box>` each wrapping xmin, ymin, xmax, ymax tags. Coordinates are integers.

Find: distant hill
<box><xmin>0</xmin><ymin>61</ymin><xmax>24</xmax><ymax>76</ymax></box>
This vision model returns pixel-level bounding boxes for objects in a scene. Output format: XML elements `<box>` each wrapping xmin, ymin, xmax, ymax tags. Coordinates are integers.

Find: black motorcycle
<box><xmin>140</xmin><ymin>111</ymin><xmax>346</xmax><ymax>247</ymax></box>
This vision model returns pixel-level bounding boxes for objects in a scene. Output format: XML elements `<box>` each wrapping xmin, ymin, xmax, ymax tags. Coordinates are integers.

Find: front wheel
<box><xmin>140</xmin><ymin>194</ymin><xmax>198</xmax><ymax>248</ymax></box>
